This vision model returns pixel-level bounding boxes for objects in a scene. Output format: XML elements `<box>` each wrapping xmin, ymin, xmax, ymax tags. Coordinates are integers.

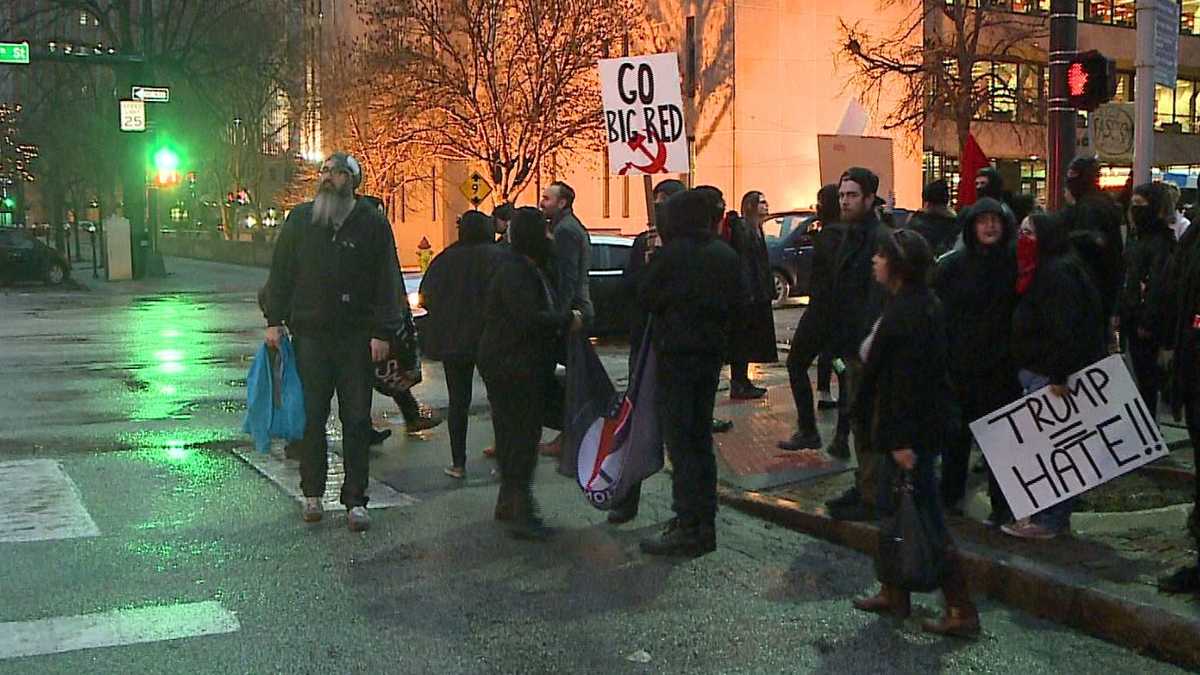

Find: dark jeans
<box><xmin>393</xmin><ymin>389</ymin><xmax>421</xmax><ymax>424</ymax></box>
<box><xmin>1020</xmin><ymin>370</ymin><xmax>1075</xmax><ymax>532</ymax></box>
<box><xmin>659</xmin><ymin>355</ymin><xmax>722</xmax><ymax>526</ymax></box>
<box><xmin>442</xmin><ymin>358</ymin><xmax>476</xmax><ymax>468</ymax></box>
<box><xmin>1184</xmin><ymin>383</ymin><xmax>1200</xmax><ymax>558</ymax></box>
<box><xmin>942</xmin><ymin>374</ymin><xmax>1015</xmax><ymax>519</ymax></box>
<box><xmin>1128</xmin><ymin>331</ymin><xmax>1161</xmax><ymax>417</ymax></box>
<box><xmin>843</xmin><ymin>357</ymin><xmax>880</xmax><ymax>506</ymax></box>
<box><xmin>731</xmin><ymin>361</ymin><xmax>750</xmax><ymax>386</ymax></box>
<box><xmin>817</xmin><ymin>352</ymin><xmax>833</xmax><ymax>392</ymax></box>
<box><xmin>787</xmin><ymin>341</ymin><xmax>849</xmax><ymax>438</ymax></box>
<box><xmin>486</xmin><ymin>374</ymin><xmax>543</xmax><ymax>492</ymax></box>
<box><xmin>541</xmin><ymin>367</ymin><xmax>565</xmax><ymax>432</ymax></box>
<box><xmin>294</xmin><ymin>331</ymin><xmax>373</xmax><ymax>508</ymax></box>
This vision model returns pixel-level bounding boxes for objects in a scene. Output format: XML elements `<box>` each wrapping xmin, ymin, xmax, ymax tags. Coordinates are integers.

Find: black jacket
<box><xmin>825</xmin><ymin>212</ymin><xmax>893</xmax><ymax>359</ymax></box>
<box><xmin>1119</xmin><ymin>218</ymin><xmax>1174</xmax><ymax>345</ymax></box>
<box><xmin>638</xmin><ymin>233</ymin><xmax>742</xmax><ymax>360</ymax></box>
<box><xmin>625</xmin><ymin>228</ymin><xmax>658</xmax><ymax>351</ymax></box>
<box><xmin>265</xmin><ymin>199</ymin><xmax>404</xmax><ymax>339</ymax></box>
<box><xmin>909</xmin><ymin>208</ymin><xmax>959</xmax><ymax>256</ymax></box>
<box><xmin>1011</xmin><ymin>253</ymin><xmax>1106</xmax><ymax>385</ymax></box>
<box><xmin>551</xmin><ymin>208</ymin><xmax>594</xmax><ymax>323</ymax></box>
<box><xmin>856</xmin><ymin>287</ymin><xmax>952</xmax><ymax>456</ymax></box>
<box><xmin>728</xmin><ymin>214</ymin><xmax>773</xmax><ymax>306</ymax></box>
<box><xmin>791</xmin><ymin>220</ymin><xmax>846</xmax><ymax>350</ymax></box>
<box><xmin>1061</xmin><ymin>190</ymin><xmax>1125</xmax><ymax>317</ymax></box>
<box><xmin>477</xmin><ymin>254</ymin><xmax>570</xmax><ymax>381</ymax></box>
<box><xmin>418</xmin><ymin>227</ymin><xmax>505</xmax><ymax>361</ymax></box>
<box><xmin>932</xmin><ymin>198</ymin><xmax>1018</xmax><ymax>385</ymax></box>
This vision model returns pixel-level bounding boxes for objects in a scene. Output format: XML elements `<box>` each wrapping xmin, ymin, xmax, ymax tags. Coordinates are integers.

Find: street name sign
<box><xmin>0</xmin><ymin>42</ymin><xmax>30</xmax><ymax>65</ymax></box>
<box><xmin>970</xmin><ymin>355</ymin><xmax>1167</xmax><ymax>520</ymax></box>
<box><xmin>132</xmin><ymin>86</ymin><xmax>170</xmax><ymax>103</ymax></box>
<box><xmin>119</xmin><ymin>99</ymin><xmax>146</xmax><ymax>132</ymax></box>
<box><xmin>598</xmin><ymin>53</ymin><xmax>689</xmax><ymax>176</ymax></box>
<box><xmin>1154</xmin><ymin>0</ymin><xmax>1180</xmax><ymax>87</ymax></box>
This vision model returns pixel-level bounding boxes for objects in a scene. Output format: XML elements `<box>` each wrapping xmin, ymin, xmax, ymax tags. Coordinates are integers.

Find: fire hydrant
<box><xmin>417</xmin><ymin>236</ymin><xmax>433</xmax><ymax>272</ymax></box>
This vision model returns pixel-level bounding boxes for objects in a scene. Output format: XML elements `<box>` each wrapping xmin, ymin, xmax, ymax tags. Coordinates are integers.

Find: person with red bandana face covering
<box><xmin>1004</xmin><ymin>213</ymin><xmax>1105</xmax><ymax>540</ymax></box>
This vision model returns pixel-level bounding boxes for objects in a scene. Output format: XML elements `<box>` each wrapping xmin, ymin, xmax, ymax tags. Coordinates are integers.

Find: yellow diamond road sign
<box><xmin>458</xmin><ymin>172</ymin><xmax>492</xmax><ymax>206</ymax></box>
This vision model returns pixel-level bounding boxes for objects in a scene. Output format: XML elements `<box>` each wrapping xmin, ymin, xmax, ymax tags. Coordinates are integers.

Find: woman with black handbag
<box><xmin>851</xmin><ymin>228</ymin><xmax>980</xmax><ymax>639</ymax></box>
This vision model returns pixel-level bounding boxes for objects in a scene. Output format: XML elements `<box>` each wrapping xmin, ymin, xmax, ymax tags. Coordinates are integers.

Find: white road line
<box><xmin>234</xmin><ymin>447</ymin><xmax>418</xmax><ymax>510</ymax></box>
<box><xmin>0</xmin><ymin>459</ymin><xmax>99</xmax><ymax>543</ymax></box>
<box><xmin>0</xmin><ymin>601</ymin><xmax>239</xmax><ymax>661</ymax></box>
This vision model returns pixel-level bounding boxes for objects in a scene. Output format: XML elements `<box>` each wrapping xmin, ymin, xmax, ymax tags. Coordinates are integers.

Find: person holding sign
<box><xmin>1002</xmin><ymin>213</ymin><xmax>1106</xmax><ymax>540</ymax></box>
<box><xmin>851</xmin><ymin>229</ymin><xmax>979</xmax><ymax>638</ymax></box>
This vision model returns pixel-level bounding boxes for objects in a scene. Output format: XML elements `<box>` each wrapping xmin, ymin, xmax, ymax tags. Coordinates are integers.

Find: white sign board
<box><xmin>1090</xmin><ymin>103</ymin><xmax>1136</xmax><ymax>163</ymax></box>
<box><xmin>1155</xmin><ymin>0</ymin><xmax>1180</xmax><ymax>87</ymax></box>
<box><xmin>103</xmin><ymin>214</ymin><xmax>132</xmax><ymax>281</ymax></box>
<box><xmin>132</xmin><ymin>86</ymin><xmax>170</xmax><ymax>103</ymax></box>
<box><xmin>119</xmin><ymin>99</ymin><xmax>145</xmax><ymax>132</ymax></box>
<box><xmin>598</xmin><ymin>53</ymin><xmax>689</xmax><ymax>176</ymax></box>
<box><xmin>970</xmin><ymin>355</ymin><xmax>1167</xmax><ymax>520</ymax></box>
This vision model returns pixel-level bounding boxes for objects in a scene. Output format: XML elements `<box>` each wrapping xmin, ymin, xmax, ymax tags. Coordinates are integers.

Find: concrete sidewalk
<box><xmin>712</xmin><ymin>377</ymin><xmax>1200</xmax><ymax>670</ymax></box>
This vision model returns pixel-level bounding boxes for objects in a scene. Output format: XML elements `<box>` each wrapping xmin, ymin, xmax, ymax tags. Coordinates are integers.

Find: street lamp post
<box><xmin>1048</xmin><ymin>0</ymin><xmax>1078</xmax><ymax>211</ymax></box>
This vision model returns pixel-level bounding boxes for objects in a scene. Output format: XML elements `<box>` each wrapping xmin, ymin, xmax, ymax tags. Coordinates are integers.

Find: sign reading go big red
<box><xmin>598</xmin><ymin>53</ymin><xmax>689</xmax><ymax>176</ymax></box>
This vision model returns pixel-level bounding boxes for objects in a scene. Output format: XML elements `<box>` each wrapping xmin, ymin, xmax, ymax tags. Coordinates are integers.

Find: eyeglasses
<box><xmin>319</xmin><ymin>167</ymin><xmax>348</xmax><ymax>176</ymax></box>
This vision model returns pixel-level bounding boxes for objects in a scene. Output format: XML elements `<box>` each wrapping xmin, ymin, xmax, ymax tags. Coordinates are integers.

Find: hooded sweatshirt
<box><xmin>418</xmin><ymin>212</ymin><xmax>504</xmax><ymax>361</ymax></box>
<box><xmin>932</xmin><ymin>198</ymin><xmax>1018</xmax><ymax>385</ymax></box>
<box><xmin>1120</xmin><ymin>205</ymin><xmax>1175</xmax><ymax>343</ymax></box>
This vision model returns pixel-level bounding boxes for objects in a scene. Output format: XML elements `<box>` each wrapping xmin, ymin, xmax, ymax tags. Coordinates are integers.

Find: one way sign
<box><xmin>132</xmin><ymin>86</ymin><xmax>170</xmax><ymax>103</ymax></box>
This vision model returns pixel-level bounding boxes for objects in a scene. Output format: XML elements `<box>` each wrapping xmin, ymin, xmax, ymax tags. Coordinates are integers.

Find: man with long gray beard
<box><xmin>264</xmin><ymin>152</ymin><xmax>405</xmax><ymax>532</ymax></box>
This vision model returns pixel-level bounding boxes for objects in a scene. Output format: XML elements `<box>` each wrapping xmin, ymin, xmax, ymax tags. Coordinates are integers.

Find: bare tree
<box><xmin>354</xmin><ymin>0</ymin><xmax>642</xmax><ymax>201</ymax></box>
<box><xmin>838</xmin><ymin>0</ymin><xmax>1047</xmax><ymax>160</ymax></box>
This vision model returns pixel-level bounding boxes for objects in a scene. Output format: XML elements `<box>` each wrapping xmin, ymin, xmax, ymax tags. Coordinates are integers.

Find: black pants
<box><xmin>294</xmin><ymin>331</ymin><xmax>373</xmax><ymax>507</ymax></box>
<box><xmin>942</xmin><ymin>376</ymin><xmax>1015</xmax><ymax>517</ymax></box>
<box><xmin>486</xmin><ymin>374</ymin><xmax>543</xmax><ymax>492</ymax></box>
<box><xmin>817</xmin><ymin>352</ymin><xmax>833</xmax><ymax>392</ymax></box>
<box><xmin>787</xmin><ymin>341</ymin><xmax>849</xmax><ymax>438</ymax></box>
<box><xmin>659</xmin><ymin>355</ymin><xmax>722</xmax><ymax>526</ymax></box>
<box><xmin>442</xmin><ymin>357</ymin><xmax>475</xmax><ymax>468</ymax></box>
<box><xmin>541</xmin><ymin>368</ymin><xmax>565</xmax><ymax>432</ymax></box>
<box><xmin>1128</xmin><ymin>331</ymin><xmax>1161</xmax><ymax>417</ymax></box>
<box><xmin>731</xmin><ymin>361</ymin><xmax>750</xmax><ymax>386</ymax></box>
<box><xmin>1184</xmin><ymin>386</ymin><xmax>1200</xmax><ymax>563</ymax></box>
<box><xmin>393</xmin><ymin>389</ymin><xmax>421</xmax><ymax>423</ymax></box>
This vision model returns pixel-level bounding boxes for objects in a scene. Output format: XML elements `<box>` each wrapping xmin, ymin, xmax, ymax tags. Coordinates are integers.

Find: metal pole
<box><xmin>1048</xmin><ymin>0</ymin><xmax>1078</xmax><ymax>211</ymax></box>
<box><xmin>89</xmin><ymin>228</ymin><xmax>98</xmax><ymax>279</ymax></box>
<box><xmin>1134</xmin><ymin>0</ymin><xmax>1157</xmax><ymax>185</ymax></box>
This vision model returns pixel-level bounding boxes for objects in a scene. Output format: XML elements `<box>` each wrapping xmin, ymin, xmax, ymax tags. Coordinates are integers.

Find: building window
<box><xmin>923</xmin><ymin>152</ymin><xmax>961</xmax><ymax>204</ymax></box>
<box><xmin>970</xmin><ymin>60</ymin><xmax>1045</xmax><ymax>124</ymax></box>
<box><xmin>79</xmin><ymin>11</ymin><xmax>89</xmax><ymax>26</ymax></box>
<box><xmin>1018</xmin><ymin>158</ymin><xmax>1047</xmax><ymax>202</ymax></box>
<box><xmin>1157</xmin><ymin>79</ymin><xmax>1200</xmax><ymax>133</ymax></box>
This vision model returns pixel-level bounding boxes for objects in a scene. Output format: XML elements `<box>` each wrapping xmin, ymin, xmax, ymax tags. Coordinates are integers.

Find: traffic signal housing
<box><xmin>1067</xmin><ymin>50</ymin><xmax>1117</xmax><ymax>112</ymax></box>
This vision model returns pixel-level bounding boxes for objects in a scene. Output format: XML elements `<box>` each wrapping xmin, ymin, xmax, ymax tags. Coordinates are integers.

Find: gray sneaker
<box><xmin>347</xmin><ymin>506</ymin><xmax>370</xmax><ymax>532</ymax></box>
<box><xmin>303</xmin><ymin>497</ymin><xmax>323</xmax><ymax>523</ymax></box>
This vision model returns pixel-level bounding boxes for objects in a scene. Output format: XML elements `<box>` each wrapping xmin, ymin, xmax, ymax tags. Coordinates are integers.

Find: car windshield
<box><xmin>763</xmin><ymin>216</ymin><xmax>803</xmax><ymax>244</ymax></box>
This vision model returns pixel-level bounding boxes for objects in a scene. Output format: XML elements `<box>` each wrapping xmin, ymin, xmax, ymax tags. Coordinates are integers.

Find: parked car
<box><xmin>0</xmin><ymin>227</ymin><xmax>70</xmax><ymax>285</ymax></box>
<box><xmin>763</xmin><ymin>211</ymin><xmax>816</xmax><ymax>307</ymax></box>
<box><xmin>406</xmin><ymin>235</ymin><xmax>634</xmax><ymax>338</ymax></box>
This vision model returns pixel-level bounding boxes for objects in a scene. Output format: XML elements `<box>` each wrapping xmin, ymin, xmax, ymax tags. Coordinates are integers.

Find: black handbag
<box><xmin>875</xmin><ymin>470</ymin><xmax>946</xmax><ymax>593</ymax></box>
<box><xmin>373</xmin><ymin>310</ymin><xmax>422</xmax><ymax>397</ymax></box>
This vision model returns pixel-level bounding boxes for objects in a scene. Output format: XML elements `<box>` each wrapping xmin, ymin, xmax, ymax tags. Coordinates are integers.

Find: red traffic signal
<box><xmin>1067</xmin><ymin>50</ymin><xmax>1116</xmax><ymax>112</ymax></box>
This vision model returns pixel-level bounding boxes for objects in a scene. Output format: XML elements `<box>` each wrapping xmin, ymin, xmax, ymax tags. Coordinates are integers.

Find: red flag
<box><xmin>957</xmin><ymin>133</ymin><xmax>990</xmax><ymax>209</ymax></box>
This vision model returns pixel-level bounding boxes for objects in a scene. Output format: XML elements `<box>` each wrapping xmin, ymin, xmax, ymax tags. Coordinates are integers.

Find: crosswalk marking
<box><xmin>0</xmin><ymin>459</ymin><xmax>99</xmax><ymax>543</ymax></box>
<box><xmin>0</xmin><ymin>601</ymin><xmax>239</xmax><ymax>661</ymax></box>
<box><xmin>234</xmin><ymin>447</ymin><xmax>418</xmax><ymax>510</ymax></box>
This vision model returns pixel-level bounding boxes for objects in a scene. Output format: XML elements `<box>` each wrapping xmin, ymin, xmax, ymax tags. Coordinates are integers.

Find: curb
<box><xmin>717</xmin><ymin>486</ymin><xmax>1200</xmax><ymax>670</ymax></box>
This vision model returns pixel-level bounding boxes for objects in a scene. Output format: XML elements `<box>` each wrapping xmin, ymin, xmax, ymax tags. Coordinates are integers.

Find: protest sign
<box><xmin>598</xmin><ymin>53</ymin><xmax>689</xmax><ymax>176</ymax></box>
<box><xmin>970</xmin><ymin>355</ymin><xmax>1168</xmax><ymax>520</ymax></box>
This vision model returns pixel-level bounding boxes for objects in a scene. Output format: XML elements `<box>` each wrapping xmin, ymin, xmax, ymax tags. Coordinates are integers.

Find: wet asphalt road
<box><xmin>0</xmin><ymin>257</ymin><xmax>1187</xmax><ymax>673</ymax></box>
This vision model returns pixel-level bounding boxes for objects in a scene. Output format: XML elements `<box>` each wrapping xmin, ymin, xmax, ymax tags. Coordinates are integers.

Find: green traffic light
<box><xmin>154</xmin><ymin>146</ymin><xmax>180</xmax><ymax>173</ymax></box>
<box><xmin>1</xmin><ymin>197</ymin><xmax>14</xmax><ymax>209</ymax></box>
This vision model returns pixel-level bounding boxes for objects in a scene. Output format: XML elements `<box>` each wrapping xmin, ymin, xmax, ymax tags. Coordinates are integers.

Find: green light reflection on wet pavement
<box><xmin>122</xmin><ymin>296</ymin><xmax>217</xmax><ymax>422</ymax></box>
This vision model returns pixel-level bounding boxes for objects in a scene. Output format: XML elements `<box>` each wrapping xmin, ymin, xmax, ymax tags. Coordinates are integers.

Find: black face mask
<box><xmin>1130</xmin><ymin>204</ymin><xmax>1156</xmax><ymax>232</ymax></box>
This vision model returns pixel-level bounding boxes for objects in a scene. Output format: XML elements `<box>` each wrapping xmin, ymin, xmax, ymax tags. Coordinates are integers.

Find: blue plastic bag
<box><xmin>242</xmin><ymin>336</ymin><xmax>306</xmax><ymax>453</ymax></box>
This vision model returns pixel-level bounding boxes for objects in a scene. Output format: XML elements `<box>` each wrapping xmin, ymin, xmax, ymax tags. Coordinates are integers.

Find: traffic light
<box><xmin>1067</xmin><ymin>50</ymin><xmax>1117</xmax><ymax>112</ymax></box>
<box><xmin>153</xmin><ymin>145</ymin><xmax>180</xmax><ymax>187</ymax></box>
<box><xmin>1</xmin><ymin>195</ymin><xmax>14</xmax><ymax>210</ymax></box>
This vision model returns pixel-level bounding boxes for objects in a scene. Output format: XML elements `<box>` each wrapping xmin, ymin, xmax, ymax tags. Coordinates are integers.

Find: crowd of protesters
<box><xmin>261</xmin><ymin>151</ymin><xmax>1200</xmax><ymax>643</ymax></box>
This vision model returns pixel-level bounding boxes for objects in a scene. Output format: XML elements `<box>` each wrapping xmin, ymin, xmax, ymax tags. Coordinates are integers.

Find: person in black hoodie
<box><xmin>419</xmin><ymin>210</ymin><xmax>504</xmax><ymax>479</ymax></box>
<box><xmin>909</xmin><ymin>180</ymin><xmax>959</xmax><ymax>256</ymax></box>
<box><xmin>478</xmin><ymin>207</ymin><xmax>581</xmax><ymax>540</ymax></box>
<box><xmin>932</xmin><ymin>197</ymin><xmax>1020</xmax><ymax>525</ymax></box>
<box><xmin>1120</xmin><ymin>182</ymin><xmax>1176</xmax><ymax>415</ymax></box>
<box><xmin>638</xmin><ymin>189</ymin><xmax>743</xmax><ymax>557</ymax></box>
<box><xmin>263</xmin><ymin>152</ymin><xmax>404</xmax><ymax>532</ymax></box>
<box><xmin>780</xmin><ymin>184</ymin><xmax>850</xmax><ymax>454</ymax></box>
<box><xmin>852</xmin><ymin>228</ymin><xmax>980</xmax><ymax>639</ymax></box>
<box><xmin>1060</xmin><ymin>156</ymin><xmax>1125</xmax><ymax>323</ymax></box>
<box><xmin>1003</xmin><ymin>212</ymin><xmax>1105</xmax><ymax>540</ymax></box>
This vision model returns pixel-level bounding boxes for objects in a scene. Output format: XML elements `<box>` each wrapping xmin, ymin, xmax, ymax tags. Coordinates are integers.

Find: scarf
<box><xmin>1016</xmin><ymin>232</ymin><xmax>1038</xmax><ymax>295</ymax></box>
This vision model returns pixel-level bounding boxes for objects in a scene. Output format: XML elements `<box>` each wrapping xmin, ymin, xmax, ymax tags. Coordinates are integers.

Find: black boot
<box><xmin>640</xmin><ymin>519</ymin><xmax>716</xmax><ymax>557</ymax></box>
<box><xmin>826</xmin><ymin>435</ymin><xmax>851</xmax><ymax>459</ymax></box>
<box><xmin>607</xmin><ymin>489</ymin><xmax>640</xmax><ymax>524</ymax></box>
<box><xmin>368</xmin><ymin>427</ymin><xmax>393</xmax><ymax>446</ymax></box>
<box><xmin>508</xmin><ymin>488</ymin><xmax>554</xmax><ymax>541</ymax></box>
<box><xmin>778</xmin><ymin>429</ymin><xmax>822</xmax><ymax>451</ymax></box>
<box><xmin>731</xmin><ymin>381</ymin><xmax>767</xmax><ymax>400</ymax></box>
